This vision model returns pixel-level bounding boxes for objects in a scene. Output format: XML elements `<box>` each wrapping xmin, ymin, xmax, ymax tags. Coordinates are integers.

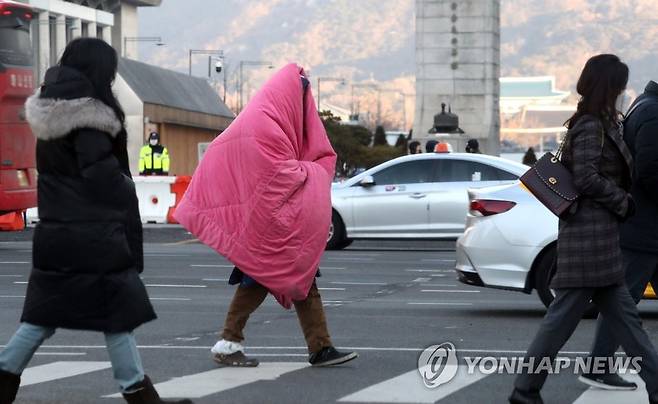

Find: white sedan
<box><xmin>328</xmin><ymin>152</ymin><xmax>527</xmax><ymax>249</ymax></box>
<box><xmin>455</xmin><ymin>182</ymin><xmax>657</xmax><ymax>307</ymax></box>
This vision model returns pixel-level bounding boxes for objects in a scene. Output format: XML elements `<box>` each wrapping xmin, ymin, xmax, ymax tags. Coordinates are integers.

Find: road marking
<box><xmin>150</xmin><ymin>297</ymin><xmax>192</xmax><ymax>301</ymax></box>
<box><xmin>421</xmin><ymin>289</ymin><xmax>480</xmax><ymax>293</ymax></box>
<box><xmin>0</xmin><ymin>295</ymin><xmax>25</xmax><ymax>298</ymax></box>
<box><xmin>0</xmin><ymin>274</ymin><xmax>22</xmax><ymax>277</ymax></box>
<box><xmin>408</xmin><ymin>302</ymin><xmax>473</xmax><ymax>306</ymax></box>
<box><xmin>202</xmin><ymin>278</ymin><xmax>229</xmax><ymax>282</ymax></box>
<box><xmin>318</xmin><ymin>287</ymin><xmax>346</xmax><ymax>291</ymax></box>
<box><xmin>20</xmin><ymin>361</ymin><xmax>111</xmax><ymax>387</ymax></box>
<box><xmin>0</xmin><ymin>262</ymin><xmax>29</xmax><ymax>264</ymax></box>
<box><xmin>420</xmin><ymin>283</ymin><xmax>458</xmax><ymax>287</ymax></box>
<box><xmin>106</xmin><ymin>362</ymin><xmax>307</xmax><ymax>398</ymax></box>
<box><xmin>330</xmin><ymin>282</ymin><xmax>386</xmax><ymax>286</ymax></box>
<box><xmin>319</xmin><ymin>267</ymin><xmax>347</xmax><ymax>270</ymax></box>
<box><xmin>0</xmin><ymin>345</ymin><xmax>625</xmax><ymax>356</ymax></box>
<box><xmin>573</xmin><ymin>371</ymin><xmax>646</xmax><ymax>404</ymax></box>
<box><xmin>34</xmin><ymin>352</ymin><xmax>86</xmax><ymax>356</ymax></box>
<box><xmin>13</xmin><ymin>281</ymin><xmax>27</xmax><ymax>284</ymax></box>
<box><xmin>190</xmin><ymin>264</ymin><xmax>234</xmax><ymax>268</ymax></box>
<box><xmin>163</xmin><ymin>239</ymin><xmax>199</xmax><ymax>246</ymax></box>
<box><xmin>323</xmin><ymin>300</ymin><xmax>353</xmax><ymax>303</ymax></box>
<box><xmin>338</xmin><ymin>365</ymin><xmax>489</xmax><ymax>403</ymax></box>
<box><xmin>145</xmin><ymin>284</ymin><xmax>207</xmax><ymax>288</ymax></box>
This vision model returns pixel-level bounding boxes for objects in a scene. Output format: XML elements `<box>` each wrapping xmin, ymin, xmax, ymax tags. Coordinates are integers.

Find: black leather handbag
<box><xmin>520</xmin><ymin>137</ymin><xmax>579</xmax><ymax>218</ymax></box>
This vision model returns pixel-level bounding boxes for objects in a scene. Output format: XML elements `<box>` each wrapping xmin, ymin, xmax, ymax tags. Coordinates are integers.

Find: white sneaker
<box><xmin>210</xmin><ymin>339</ymin><xmax>244</xmax><ymax>355</ymax></box>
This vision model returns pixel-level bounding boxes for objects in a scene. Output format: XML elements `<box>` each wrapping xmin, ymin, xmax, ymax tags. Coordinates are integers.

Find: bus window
<box><xmin>0</xmin><ymin>11</ymin><xmax>33</xmax><ymax>67</ymax></box>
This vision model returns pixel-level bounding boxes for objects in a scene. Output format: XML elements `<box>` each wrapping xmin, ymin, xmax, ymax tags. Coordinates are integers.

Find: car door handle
<box><xmin>409</xmin><ymin>193</ymin><xmax>427</xmax><ymax>199</ymax></box>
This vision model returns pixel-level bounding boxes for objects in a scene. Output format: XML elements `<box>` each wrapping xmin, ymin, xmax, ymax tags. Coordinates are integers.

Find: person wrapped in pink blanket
<box><xmin>175</xmin><ymin>63</ymin><xmax>358</xmax><ymax>367</ymax></box>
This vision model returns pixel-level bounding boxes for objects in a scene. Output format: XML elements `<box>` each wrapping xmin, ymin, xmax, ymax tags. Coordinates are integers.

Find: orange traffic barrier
<box><xmin>0</xmin><ymin>210</ymin><xmax>25</xmax><ymax>231</ymax></box>
<box><xmin>167</xmin><ymin>176</ymin><xmax>192</xmax><ymax>224</ymax></box>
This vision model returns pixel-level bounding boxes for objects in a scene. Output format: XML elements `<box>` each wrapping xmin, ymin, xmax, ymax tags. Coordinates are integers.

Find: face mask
<box><xmin>150</xmin><ymin>139</ymin><xmax>158</xmax><ymax>146</ymax></box>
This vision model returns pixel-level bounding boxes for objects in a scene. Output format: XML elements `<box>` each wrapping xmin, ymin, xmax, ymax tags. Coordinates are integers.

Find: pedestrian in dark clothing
<box><xmin>0</xmin><ymin>38</ymin><xmax>192</xmax><ymax>404</ymax></box>
<box><xmin>579</xmin><ymin>80</ymin><xmax>658</xmax><ymax>391</ymax></box>
<box><xmin>522</xmin><ymin>147</ymin><xmax>538</xmax><ymax>166</ymax></box>
<box><xmin>408</xmin><ymin>140</ymin><xmax>421</xmax><ymax>154</ymax></box>
<box><xmin>510</xmin><ymin>55</ymin><xmax>658</xmax><ymax>404</ymax></box>
<box><xmin>425</xmin><ymin>140</ymin><xmax>438</xmax><ymax>153</ymax></box>
<box><xmin>465</xmin><ymin>138</ymin><xmax>481</xmax><ymax>153</ymax></box>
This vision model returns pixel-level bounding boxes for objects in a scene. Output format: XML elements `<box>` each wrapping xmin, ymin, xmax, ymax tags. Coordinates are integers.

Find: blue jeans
<box><xmin>0</xmin><ymin>323</ymin><xmax>144</xmax><ymax>392</ymax></box>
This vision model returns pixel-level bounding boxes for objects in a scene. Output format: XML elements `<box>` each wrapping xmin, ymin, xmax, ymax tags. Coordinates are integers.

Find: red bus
<box><xmin>0</xmin><ymin>0</ymin><xmax>37</xmax><ymax>215</ymax></box>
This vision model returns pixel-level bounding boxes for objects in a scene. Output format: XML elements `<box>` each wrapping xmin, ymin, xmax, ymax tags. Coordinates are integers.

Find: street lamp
<box><xmin>316</xmin><ymin>77</ymin><xmax>345</xmax><ymax>111</ymax></box>
<box><xmin>123</xmin><ymin>36</ymin><xmax>164</xmax><ymax>59</ymax></box>
<box><xmin>188</xmin><ymin>49</ymin><xmax>223</xmax><ymax>76</ymax></box>
<box><xmin>239</xmin><ymin>60</ymin><xmax>273</xmax><ymax>112</ymax></box>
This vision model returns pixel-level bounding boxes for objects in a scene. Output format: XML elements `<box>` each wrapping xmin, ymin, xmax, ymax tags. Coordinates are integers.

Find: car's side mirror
<box><xmin>359</xmin><ymin>175</ymin><xmax>376</xmax><ymax>187</ymax></box>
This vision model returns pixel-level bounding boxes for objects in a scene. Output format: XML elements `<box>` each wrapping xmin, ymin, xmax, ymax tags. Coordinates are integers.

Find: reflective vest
<box><xmin>139</xmin><ymin>144</ymin><xmax>170</xmax><ymax>175</ymax></box>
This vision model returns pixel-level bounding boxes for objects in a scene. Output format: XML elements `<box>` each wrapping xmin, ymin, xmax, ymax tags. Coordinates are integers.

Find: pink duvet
<box><xmin>174</xmin><ymin>63</ymin><xmax>337</xmax><ymax>308</ymax></box>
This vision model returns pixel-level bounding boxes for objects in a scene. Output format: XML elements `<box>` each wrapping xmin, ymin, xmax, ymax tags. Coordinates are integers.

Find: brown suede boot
<box><xmin>122</xmin><ymin>375</ymin><xmax>193</xmax><ymax>404</ymax></box>
<box><xmin>0</xmin><ymin>370</ymin><xmax>20</xmax><ymax>404</ymax></box>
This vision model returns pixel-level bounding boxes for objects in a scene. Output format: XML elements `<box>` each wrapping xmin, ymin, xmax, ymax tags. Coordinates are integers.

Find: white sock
<box><xmin>210</xmin><ymin>339</ymin><xmax>244</xmax><ymax>355</ymax></box>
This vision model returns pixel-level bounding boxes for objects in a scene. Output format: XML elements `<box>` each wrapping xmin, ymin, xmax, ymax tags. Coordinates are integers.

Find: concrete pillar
<box><xmin>112</xmin><ymin>4</ymin><xmax>138</xmax><ymax>59</ymax></box>
<box><xmin>101</xmin><ymin>26</ymin><xmax>112</xmax><ymax>45</ymax></box>
<box><xmin>37</xmin><ymin>12</ymin><xmax>50</xmax><ymax>82</ymax></box>
<box><xmin>87</xmin><ymin>21</ymin><xmax>97</xmax><ymax>38</ymax></box>
<box><xmin>71</xmin><ymin>18</ymin><xmax>82</xmax><ymax>39</ymax></box>
<box><xmin>55</xmin><ymin>14</ymin><xmax>66</xmax><ymax>60</ymax></box>
<box><xmin>414</xmin><ymin>0</ymin><xmax>501</xmax><ymax>155</ymax></box>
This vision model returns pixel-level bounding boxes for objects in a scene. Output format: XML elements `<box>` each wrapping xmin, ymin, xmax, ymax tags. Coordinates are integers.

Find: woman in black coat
<box><xmin>510</xmin><ymin>55</ymin><xmax>658</xmax><ymax>404</ymax></box>
<box><xmin>0</xmin><ymin>39</ymin><xmax>191</xmax><ymax>404</ymax></box>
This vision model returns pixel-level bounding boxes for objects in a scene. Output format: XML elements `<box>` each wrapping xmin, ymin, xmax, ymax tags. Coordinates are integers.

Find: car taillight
<box><xmin>469</xmin><ymin>199</ymin><xmax>516</xmax><ymax>216</ymax></box>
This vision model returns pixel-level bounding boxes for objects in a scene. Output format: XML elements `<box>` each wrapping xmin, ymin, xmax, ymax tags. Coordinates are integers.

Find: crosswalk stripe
<box><xmin>338</xmin><ymin>365</ymin><xmax>489</xmax><ymax>403</ymax></box>
<box><xmin>106</xmin><ymin>362</ymin><xmax>307</xmax><ymax>398</ymax></box>
<box><xmin>20</xmin><ymin>361</ymin><xmax>111</xmax><ymax>387</ymax></box>
<box><xmin>573</xmin><ymin>373</ymin><xmax>647</xmax><ymax>404</ymax></box>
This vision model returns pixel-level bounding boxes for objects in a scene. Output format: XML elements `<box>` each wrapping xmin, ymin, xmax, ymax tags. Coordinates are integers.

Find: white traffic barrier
<box><xmin>25</xmin><ymin>207</ymin><xmax>39</xmax><ymax>224</ymax></box>
<box><xmin>133</xmin><ymin>176</ymin><xmax>176</xmax><ymax>224</ymax></box>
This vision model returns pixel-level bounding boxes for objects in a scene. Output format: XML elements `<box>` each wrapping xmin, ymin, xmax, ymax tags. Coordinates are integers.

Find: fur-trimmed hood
<box><xmin>26</xmin><ymin>91</ymin><xmax>123</xmax><ymax>141</ymax></box>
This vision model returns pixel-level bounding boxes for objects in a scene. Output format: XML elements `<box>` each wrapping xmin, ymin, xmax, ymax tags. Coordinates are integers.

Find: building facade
<box><xmin>414</xmin><ymin>0</ymin><xmax>501</xmax><ymax>154</ymax></box>
<box><xmin>17</xmin><ymin>0</ymin><xmax>160</xmax><ymax>81</ymax></box>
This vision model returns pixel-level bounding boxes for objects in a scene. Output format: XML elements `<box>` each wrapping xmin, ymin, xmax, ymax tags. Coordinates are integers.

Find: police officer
<box><xmin>139</xmin><ymin>131</ymin><xmax>170</xmax><ymax>175</ymax></box>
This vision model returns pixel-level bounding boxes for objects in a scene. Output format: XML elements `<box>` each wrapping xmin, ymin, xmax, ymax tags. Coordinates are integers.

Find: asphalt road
<box><xmin>1</xmin><ymin>234</ymin><xmax>658</xmax><ymax>404</ymax></box>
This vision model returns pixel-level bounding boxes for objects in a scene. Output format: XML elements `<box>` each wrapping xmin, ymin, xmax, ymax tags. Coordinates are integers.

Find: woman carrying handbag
<box><xmin>510</xmin><ymin>54</ymin><xmax>658</xmax><ymax>404</ymax></box>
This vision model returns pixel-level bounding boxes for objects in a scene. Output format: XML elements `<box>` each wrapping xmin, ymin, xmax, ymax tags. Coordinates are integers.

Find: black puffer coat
<box><xmin>21</xmin><ymin>66</ymin><xmax>156</xmax><ymax>332</ymax></box>
<box><xmin>620</xmin><ymin>81</ymin><xmax>658</xmax><ymax>253</ymax></box>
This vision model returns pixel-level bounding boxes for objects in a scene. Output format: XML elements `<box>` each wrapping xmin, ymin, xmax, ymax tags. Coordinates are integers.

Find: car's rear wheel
<box><xmin>535</xmin><ymin>244</ymin><xmax>597</xmax><ymax>317</ymax></box>
<box><xmin>326</xmin><ymin>211</ymin><xmax>348</xmax><ymax>250</ymax></box>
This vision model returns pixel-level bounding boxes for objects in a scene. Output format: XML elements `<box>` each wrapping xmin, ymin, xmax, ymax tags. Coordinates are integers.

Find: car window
<box><xmin>436</xmin><ymin>160</ymin><xmax>519</xmax><ymax>182</ymax></box>
<box><xmin>372</xmin><ymin>160</ymin><xmax>435</xmax><ymax>185</ymax></box>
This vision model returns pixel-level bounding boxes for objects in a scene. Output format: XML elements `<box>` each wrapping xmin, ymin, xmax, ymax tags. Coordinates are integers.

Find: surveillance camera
<box><xmin>215</xmin><ymin>61</ymin><xmax>223</xmax><ymax>73</ymax></box>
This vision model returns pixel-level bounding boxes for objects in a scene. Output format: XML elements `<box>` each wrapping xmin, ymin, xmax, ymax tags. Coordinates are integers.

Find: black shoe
<box><xmin>0</xmin><ymin>370</ymin><xmax>20</xmax><ymax>404</ymax></box>
<box><xmin>309</xmin><ymin>347</ymin><xmax>358</xmax><ymax>367</ymax></box>
<box><xmin>578</xmin><ymin>373</ymin><xmax>637</xmax><ymax>390</ymax></box>
<box><xmin>122</xmin><ymin>375</ymin><xmax>194</xmax><ymax>404</ymax></box>
<box><xmin>509</xmin><ymin>388</ymin><xmax>544</xmax><ymax>404</ymax></box>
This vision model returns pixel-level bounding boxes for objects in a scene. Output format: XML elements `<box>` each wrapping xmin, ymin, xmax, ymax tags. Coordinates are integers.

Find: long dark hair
<box><xmin>59</xmin><ymin>38</ymin><xmax>130</xmax><ymax>171</ymax></box>
<box><xmin>59</xmin><ymin>38</ymin><xmax>125</xmax><ymax>125</ymax></box>
<box><xmin>565</xmin><ymin>54</ymin><xmax>628</xmax><ymax>129</ymax></box>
